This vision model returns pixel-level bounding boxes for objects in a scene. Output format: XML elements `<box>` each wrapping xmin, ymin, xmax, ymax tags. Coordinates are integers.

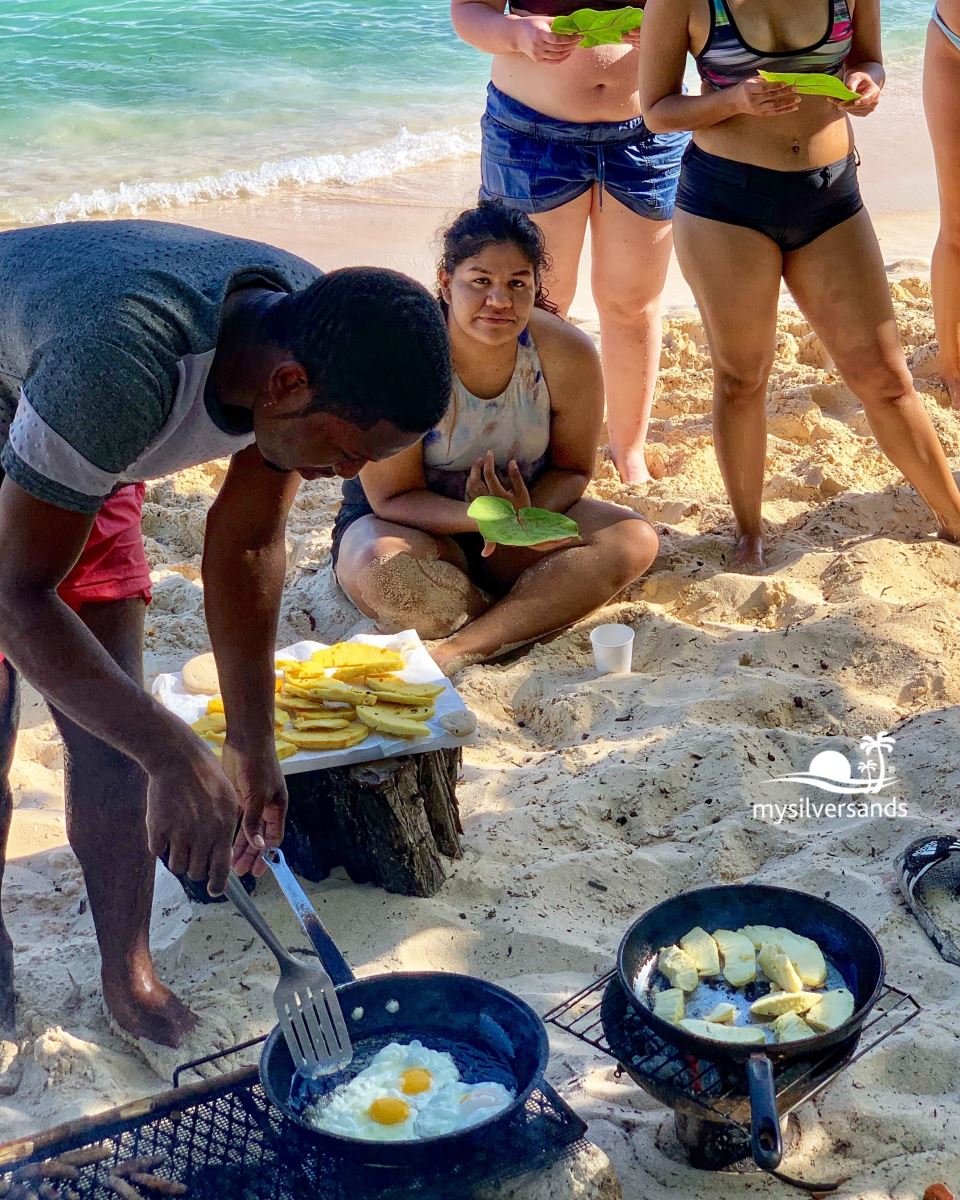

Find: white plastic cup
<box><xmin>590</xmin><ymin>623</ymin><xmax>635</xmax><ymax>674</ymax></box>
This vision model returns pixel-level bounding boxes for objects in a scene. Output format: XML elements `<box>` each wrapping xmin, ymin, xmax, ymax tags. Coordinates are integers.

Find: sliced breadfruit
<box><xmin>713</xmin><ymin>929</ymin><xmax>757</xmax><ymax>986</ymax></box>
<box><xmin>679</xmin><ymin>926</ymin><xmax>721</xmax><ymax>977</ymax></box>
<box><xmin>354</xmin><ymin>705</ymin><xmax>431</xmax><ymax>739</ymax></box>
<box><xmin>804</xmin><ymin>988</ymin><xmax>855</xmax><ymax>1032</ymax></box>
<box><xmin>758</xmin><ymin>943</ymin><xmax>804</xmax><ymax>993</ymax></box>
<box><xmin>652</xmin><ymin>988</ymin><xmax>685</xmax><ymax>1023</ymax></box>
<box><xmin>679</xmin><ymin>1019</ymin><xmax>766</xmax><ymax>1045</ymax></box>
<box><xmin>366</xmin><ymin>675</ymin><xmax>445</xmax><ymax>700</ymax></box>
<box><xmin>291</xmin><ymin>715</ymin><xmax>353</xmax><ymax>731</ymax></box>
<box><xmin>773</xmin><ymin>1012</ymin><xmax>816</xmax><ymax>1043</ymax></box>
<box><xmin>749</xmin><ymin>991</ymin><xmax>820</xmax><ymax>1019</ymax></box>
<box><xmin>657</xmin><ymin>945</ymin><xmax>700</xmax><ymax>993</ymax></box>
<box><xmin>283</xmin><ymin>722</ymin><xmax>371</xmax><ymax>752</ymax></box>
<box><xmin>703</xmin><ymin>1002</ymin><xmax>737</xmax><ymax>1025</ymax></box>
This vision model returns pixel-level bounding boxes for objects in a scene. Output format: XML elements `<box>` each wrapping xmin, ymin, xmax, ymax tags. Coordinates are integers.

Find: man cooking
<box><xmin>0</xmin><ymin>218</ymin><xmax>452</xmax><ymax>1090</ymax></box>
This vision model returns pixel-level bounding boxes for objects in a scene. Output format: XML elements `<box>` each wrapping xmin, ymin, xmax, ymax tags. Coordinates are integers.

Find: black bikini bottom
<box><xmin>675</xmin><ymin>142</ymin><xmax>864</xmax><ymax>253</ymax></box>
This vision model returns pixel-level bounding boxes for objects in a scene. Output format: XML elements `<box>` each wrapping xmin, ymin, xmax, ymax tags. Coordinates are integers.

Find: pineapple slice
<box><xmin>805</xmin><ymin>988</ymin><xmax>854</xmax><ymax>1032</ymax></box>
<box><xmin>758</xmin><ymin>943</ymin><xmax>804</xmax><ymax>993</ymax></box>
<box><xmin>713</xmin><ymin>929</ymin><xmax>757</xmax><ymax>986</ymax></box>
<box><xmin>749</xmin><ymin>991</ymin><xmax>820</xmax><ymax>1019</ymax></box>
<box><xmin>657</xmin><ymin>945</ymin><xmax>700</xmax><ymax>993</ymax></box>
<box><xmin>679</xmin><ymin>926</ymin><xmax>721</xmax><ymax>977</ymax></box>
<box><xmin>773</xmin><ymin>1012</ymin><xmax>816</xmax><ymax>1043</ymax></box>
<box><xmin>679</xmin><ymin>1019</ymin><xmax>766</xmax><ymax>1045</ymax></box>
<box><xmin>652</xmin><ymin>988</ymin><xmax>685</xmax><ymax>1024</ymax></box>
<box><xmin>703</xmin><ymin>1002</ymin><xmax>737</xmax><ymax>1025</ymax></box>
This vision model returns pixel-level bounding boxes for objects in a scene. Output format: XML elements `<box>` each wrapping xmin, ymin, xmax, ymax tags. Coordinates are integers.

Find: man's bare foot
<box><xmin>102</xmin><ymin>970</ymin><xmax>198</xmax><ymax>1049</ymax></box>
<box><xmin>731</xmin><ymin>533</ymin><xmax>766</xmax><ymax>573</ymax></box>
<box><xmin>0</xmin><ymin>930</ymin><xmax>19</xmax><ymax>1095</ymax></box>
<box><xmin>938</xmin><ymin>523</ymin><xmax>960</xmax><ymax>544</ymax></box>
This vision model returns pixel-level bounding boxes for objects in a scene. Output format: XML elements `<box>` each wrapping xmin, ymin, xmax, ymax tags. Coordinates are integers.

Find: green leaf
<box><xmin>758</xmin><ymin>70</ymin><xmax>860</xmax><ymax>101</ymax></box>
<box><xmin>467</xmin><ymin>496</ymin><xmax>580</xmax><ymax>547</ymax></box>
<box><xmin>551</xmin><ymin>7</ymin><xmax>644</xmax><ymax>46</ymax></box>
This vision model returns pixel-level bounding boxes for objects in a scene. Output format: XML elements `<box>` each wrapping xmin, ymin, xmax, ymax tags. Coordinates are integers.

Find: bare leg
<box><xmin>590</xmin><ymin>194</ymin><xmax>675</xmax><ymax>483</ymax></box>
<box><xmin>925</xmin><ymin>22</ymin><xmax>960</xmax><ymax>406</ymax></box>
<box><xmin>49</xmin><ymin>598</ymin><xmax>197</xmax><ymax>1048</ymax></box>
<box><xmin>672</xmin><ymin>210</ymin><xmax>784</xmax><ymax>570</ymax></box>
<box><xmin>335</xmin><ymin>516</ymin><xmax>491</xmax><ymax>639</ymax></box>
<box><xmin>0</xmin><ymin>658</ymin><xmax>21</xmax><ymax>1092</ymax></box>
<box><xmin>431</xmin><ymin>499</ymin><xmax>658</xmax><ymax>673</ymax></box>
<box><xmin>529</xmin><ymin>189</ymin><xmax>593</xmax><ymax>316</ymax></box>
<box><xmin>783</xmin><ymin>210</ymin><xmax>960</xmax><ymax>540</ymax></box>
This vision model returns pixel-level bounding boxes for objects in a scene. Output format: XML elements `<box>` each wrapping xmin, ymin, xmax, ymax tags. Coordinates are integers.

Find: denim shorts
<box><xmin>479</xmin><ymin>82</ymin><xmax>689</xmax><ymax>221</ymax></box>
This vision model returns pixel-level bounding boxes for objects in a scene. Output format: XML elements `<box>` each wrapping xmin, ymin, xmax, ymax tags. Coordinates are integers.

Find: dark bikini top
<box><xmin>696</xmin><ymin>0</ymin><xmax>853</xmax><ymax>91</ymax></box>
<box><xmin>510</xmin><ymin>1</ymin><xmax>631</xmax><ymax>14</ymax></box>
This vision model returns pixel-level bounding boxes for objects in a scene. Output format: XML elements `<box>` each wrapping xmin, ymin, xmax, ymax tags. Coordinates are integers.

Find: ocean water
<box><xmin>0</xmin><ymin>0</ymin><xmax>931</xmax><ymax>227</ymax></box>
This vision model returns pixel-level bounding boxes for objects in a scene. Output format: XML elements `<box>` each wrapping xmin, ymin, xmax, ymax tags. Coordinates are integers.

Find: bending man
<box><xmin>0</xmin><ymin>218</ymin><xmax>450</xmax><ymax>1087</ymax></box>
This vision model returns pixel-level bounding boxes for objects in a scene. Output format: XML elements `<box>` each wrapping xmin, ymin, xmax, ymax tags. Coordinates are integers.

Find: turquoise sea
<box><xmin>0</xmin><ymin>0</ymin><xmax>931</xmax><ymax>227</ymax></box>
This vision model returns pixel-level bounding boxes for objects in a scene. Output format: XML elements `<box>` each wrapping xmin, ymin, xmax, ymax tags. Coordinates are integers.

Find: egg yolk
<box><xmin>400</xmin><ymin>1068</ymin><xmax>433</xmax><ymax>1096</ymax></box>
<box><xmin>368</xmin><ymin>1097</ymin><xmax>411</xmax><ymax>1126</ymax></box>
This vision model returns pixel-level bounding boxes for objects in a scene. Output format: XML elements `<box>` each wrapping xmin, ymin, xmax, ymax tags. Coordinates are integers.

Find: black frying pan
<box><xmin>616</xmin><ymin>884</ymin><xmax>884</xmax><ymax>1172</ymax></box>
<box><xmin>256</xmin><ymin>851</ymin><xmax>550</xmax><ymax>1167</ymax></box>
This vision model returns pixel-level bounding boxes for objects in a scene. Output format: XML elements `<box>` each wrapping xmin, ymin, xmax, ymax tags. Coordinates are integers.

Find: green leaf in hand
<box><xmin>551</xmin><ymin>7</ymin><xmax>644</xmax><ymax>47</ymax></box>
<box><xmin>468</xmin><ymin>496</ymin><xmax>580</xmax><ymax>547</ymax></box>
<box><xmin>758</xmin><ymin>70</ymin><xmax>859</xmax><ymax>101</ymax></box>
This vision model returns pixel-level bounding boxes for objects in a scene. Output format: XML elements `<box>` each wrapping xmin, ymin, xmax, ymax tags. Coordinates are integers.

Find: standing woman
<box><xmin>450</xmin><ymin>1</ymin><xmax>689</xmax><ymax>484</ymax></box>
<box><xmin>638</xmin><ymin>0</ymin><xmax>960</xmax><ymax>569</ymax></box>
<box><xmin>925</xmin><ymin>0</ymin><xmax>960</xmax><ymax>407</ymax></box>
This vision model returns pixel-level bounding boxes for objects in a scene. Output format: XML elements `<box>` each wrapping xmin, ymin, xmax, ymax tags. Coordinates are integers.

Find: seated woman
<box><xmin>331</xmin><ymin>201</ymin><xmax>658</xmax><ymax>674</ymax></box>
<box><xmin>638</xmin><ymin>0</ymin><xmax>960</xmax><ymax>570</ymax></box>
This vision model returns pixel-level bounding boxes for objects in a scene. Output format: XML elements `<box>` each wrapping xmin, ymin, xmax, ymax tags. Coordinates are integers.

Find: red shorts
<box><xmin>0</xmin><ymin>483</ymin><xmax>152</xmax><ymax>666</ymax></box>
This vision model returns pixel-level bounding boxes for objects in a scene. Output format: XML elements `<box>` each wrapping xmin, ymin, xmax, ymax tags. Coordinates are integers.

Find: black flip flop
<box><xmin>896</xmin><ymin>833</ymin><xmax>960</xmax><ymax>966</ymax></box>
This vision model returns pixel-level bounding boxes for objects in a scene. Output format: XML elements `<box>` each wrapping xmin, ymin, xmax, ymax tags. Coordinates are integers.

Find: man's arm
<box><xmin>201</xmin><ymin>445</ymin><xmax>302</xmax><ymax>875</ymax></box>
<box><xmin>0</xmin><ymin>477</ymin><xmax>238</xmax><ymax>891</ymax></box>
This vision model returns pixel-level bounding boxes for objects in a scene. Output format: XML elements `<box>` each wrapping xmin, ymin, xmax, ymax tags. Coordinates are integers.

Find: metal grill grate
<box><xmin>1</xmin><ymin>1065</ymin><xmax>589</xmax><ymax>1200</ymax></box>
<box><xmin>545</xmin><ymin>972</ymin><xmax>920</xmax><ymax>1129</ymax></box>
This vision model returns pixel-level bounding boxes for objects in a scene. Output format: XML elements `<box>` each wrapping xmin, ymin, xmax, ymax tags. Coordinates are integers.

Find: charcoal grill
<box><xmin>0</xmin><ymin>1040</ymin><xmax>588</xmax><ymax>1200</ymax></box>
<box><xmin>545</xmin><ymin>970</ymin><xmax>919</xmax><ymax>1192</ymax></box>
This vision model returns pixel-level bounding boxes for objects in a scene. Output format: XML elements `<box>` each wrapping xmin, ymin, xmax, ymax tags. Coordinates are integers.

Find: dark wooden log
<box><xmin>280</xmin><ymin>747</ymin><xmax>463</xmax><ymax>898</ymax></box>
<box><xmin>171</xmin><ymin>748</ymin><xmax>463</xmax><ymax>902</ymax></box>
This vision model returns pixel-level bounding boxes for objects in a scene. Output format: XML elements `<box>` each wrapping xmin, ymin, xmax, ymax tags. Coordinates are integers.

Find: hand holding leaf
<box><xmin>467</xmin><ymin>495</ymin><xmax>580</xmax><ymax>555</ymax></box>
<box><xmin>757</xmin><ymin>70</ymin><xmax>860</xmax><ymax>101</ymax></box>
<box><xmin>551</xmin><ymin>7</ymin><xmax>644</xmax><ymax>48</ymax></box>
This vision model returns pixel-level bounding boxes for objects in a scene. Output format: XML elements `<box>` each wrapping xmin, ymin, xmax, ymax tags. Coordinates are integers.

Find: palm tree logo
<box><xmin>771</xmin><ymin>732</ymin><xmax>896</xmax><ymax>794</ymax></box>
<box><xmin>855</xmin><ymin>732</ymin><xmax>895</xmax><ymax>794</ymax></box>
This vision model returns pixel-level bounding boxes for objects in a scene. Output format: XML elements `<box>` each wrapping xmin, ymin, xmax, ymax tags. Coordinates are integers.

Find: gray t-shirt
<box><xmin>0</xmin><ymin>219</ymin><xmax>321</xmax><ymax>512</ymax></box>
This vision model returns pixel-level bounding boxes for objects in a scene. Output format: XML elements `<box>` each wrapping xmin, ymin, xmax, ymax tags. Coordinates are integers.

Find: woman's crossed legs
<box><xmin>335</xmin><ymin>499</ymin><xmax>658</xmax><ymax>673</ymax></box>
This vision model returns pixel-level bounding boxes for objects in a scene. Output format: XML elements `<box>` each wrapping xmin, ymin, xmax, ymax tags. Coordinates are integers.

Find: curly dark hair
<box><xmin>437</xmin><ymin>200</ymin><xmax>559</xmax><ymax>315</ymax></box>
<box><xmin>265</xmin><ymin>266</ymin><xmax>452</xmax><ymax>434</ymax></box>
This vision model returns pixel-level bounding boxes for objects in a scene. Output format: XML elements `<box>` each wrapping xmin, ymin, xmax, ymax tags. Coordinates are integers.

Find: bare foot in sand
<box><xmin>731</xmin><ymin>533</ymin><xmax>766</xmax><ymax>573</ymax></box>
<box><xmin>615</xmin><ymin>447</ymin><xmax>664</xmax><ymax>486</ymax></box>
<box><xmin>0</xmin><ymin>930</ymin><xmax>21</xmax><ymax>1095</ymax></box>
<box><xmin>102</xmin><ymin>968</ymin><xmax>198</xmax><ymax>1049</ymax></box>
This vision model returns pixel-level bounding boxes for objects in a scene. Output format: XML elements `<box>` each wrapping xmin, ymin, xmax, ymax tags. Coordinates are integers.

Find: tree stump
<box><xmin>280</xmin><ymin>747</ymin><xmax>463</xmax><ymax>897</ymax></box>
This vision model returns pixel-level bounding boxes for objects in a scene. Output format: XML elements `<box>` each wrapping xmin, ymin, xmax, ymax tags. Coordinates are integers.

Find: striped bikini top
<box><xmin>697</xmin><ymin>0</ymin><xmax>854</xmax><ymax>91</ymax></box>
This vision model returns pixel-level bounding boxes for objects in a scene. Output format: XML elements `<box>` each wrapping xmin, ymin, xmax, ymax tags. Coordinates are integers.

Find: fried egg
<box><xmin>304</xmin><ymin>1041</ymin><xmax>473</xmax><ymax>1142</ymax></box>
<box><xmin>414</xmin><ymin>1081</ymin><xmax>514</xmax><ymax>1138</ymax></box>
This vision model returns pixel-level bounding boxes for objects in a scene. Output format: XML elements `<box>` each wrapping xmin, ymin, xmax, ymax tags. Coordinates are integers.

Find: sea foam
<box><xmin>28</xmin><ymin>125</ymin><xmax>479</xmax><ymax>225</ymax></box>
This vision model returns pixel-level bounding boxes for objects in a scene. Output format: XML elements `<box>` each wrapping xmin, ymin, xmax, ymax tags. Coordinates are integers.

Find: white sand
<box><xmin>3</xmin><ymin>154</ymin><xmax>960</xmax><ymax>1199</ymax></box>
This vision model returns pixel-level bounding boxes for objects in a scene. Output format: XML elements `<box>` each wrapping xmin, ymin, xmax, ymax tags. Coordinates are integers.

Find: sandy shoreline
<box><xmin>4</xmin><ymin>125</ymin><xmax>960</xmax><ymax>1197</ymax></box>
